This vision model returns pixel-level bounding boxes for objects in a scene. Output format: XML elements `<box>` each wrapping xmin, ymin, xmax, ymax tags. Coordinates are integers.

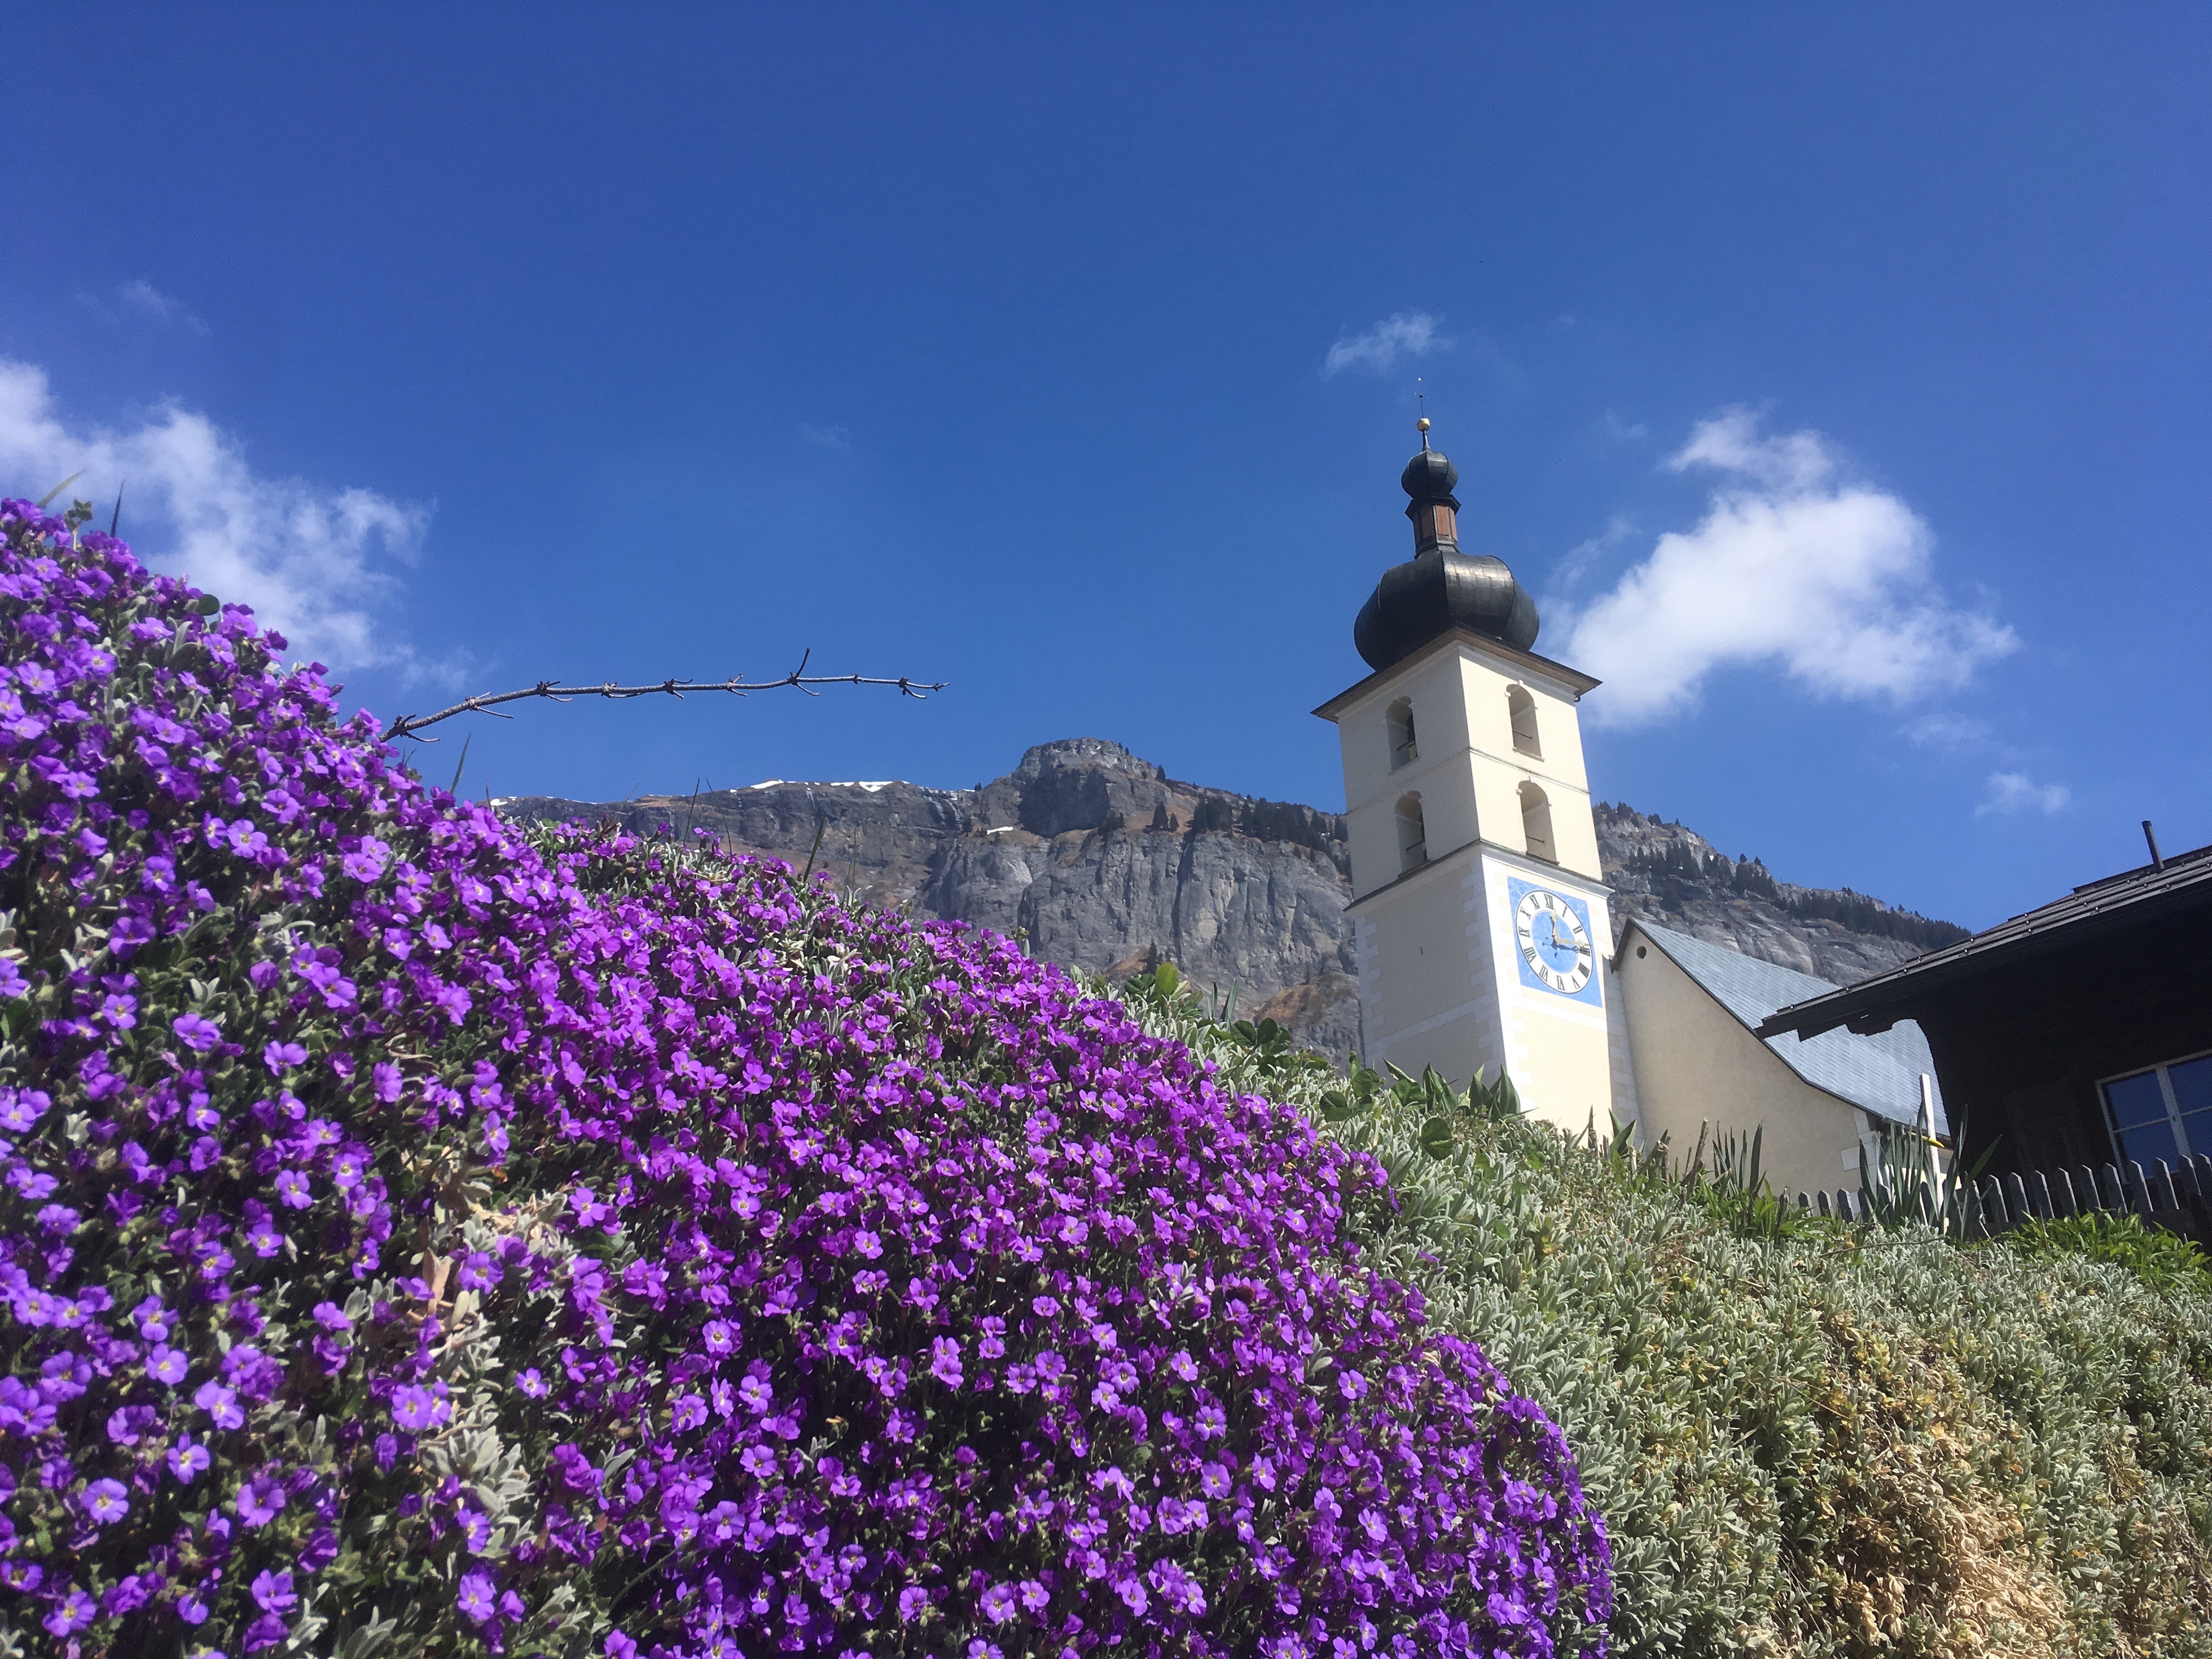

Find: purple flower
<box><xmin>105</xmin><ymin>1405</ymin><xmax>155</xmax><ymax>1446</ymax></box>
<box><xmin>391</xmin><ymin>1384</ymin><xmax>449</xmax><ymax>1431</ymax></box>
<box><xmin>0</xmin><ymin>506</ymin><xmax>1613</xmax><ymax>1659</ymax></box>
<box><xmin>78</xmin><ymin>1479</ymin><xmax>129</xmax><ymax>1523</ymax></box>
<box><xmin>342</xmin><ymin>839</ymin><xmax>390</xmax><ymax>883</ymax></box>
<box><xmin>171</xmin><ymin>1012</ymin><xmax>222</xmax><ymax>1051</ymax></box>
<box><xmin>195</xmin><ymin>1380</ymin><xmax>244</xmax><ymax>1430</ymax></box>
<box><xmin>456</xmin><ymin>1571</ymin><xmax>498</xmax><ymax>1624</ymax></box>
<box><xmin>930</xmin><ymin>1335</ymin><xmax>964</xmax><ymax>1387</ymax></box>
<box><xmin>42</xmin><ymin>1589</ymin><xmax>95</xmax><ymax>1636</ymax></box>
<box><xmin>236</xmin><ymin>1472</ymin><xmax>287</xmax><ymax>1526</ymax></box>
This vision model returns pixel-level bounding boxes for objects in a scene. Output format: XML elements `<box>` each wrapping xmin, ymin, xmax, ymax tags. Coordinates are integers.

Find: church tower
<box><xmin>1314</xmin><ymin>422</ymin><xmax>1639</xmax><ymax>1135</ymax></box>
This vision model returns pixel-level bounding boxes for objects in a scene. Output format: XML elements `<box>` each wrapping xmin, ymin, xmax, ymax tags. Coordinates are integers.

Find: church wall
<box><xmin>1355</xmin><ymin>857</ymin><xmax>1498</xmax><ymax>1084</ymax></box>
<box><xmin>1451</xmin><ymin>650</ymin><xmax>1602</xmax><ymax>882</ymax></box>
<box><xmin>1333</xmin><ymin>650</ymin><xmax>1480</xmax><ymax>902</ymax></box>
<box><xmin>1471</xmin><ymin>849</ymin><xmax>1630</xmax><ymax>1135</ymax></box>
<box><xmin>1620</xmin><ymin>932</ymin><xmax>1866</xmax><ymax>1197</ymax></box>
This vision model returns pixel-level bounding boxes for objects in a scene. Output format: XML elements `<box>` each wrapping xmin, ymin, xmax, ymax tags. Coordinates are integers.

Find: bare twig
<box><xmin>378</xmin><ymin>651</ymin><xmax>947</xmax><ymax>743</ymax></box>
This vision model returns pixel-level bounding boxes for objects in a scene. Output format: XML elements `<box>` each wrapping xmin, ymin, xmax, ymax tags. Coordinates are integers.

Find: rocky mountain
<box><xmin>498</xmin><ymin>737</ymin><xmax>1968</xmax><ymax>1059</ymax></box>
<box><xmin>1595</xmin><ymin>803</ymin><xmax>1968</xmax><ymax>984</ymax></box>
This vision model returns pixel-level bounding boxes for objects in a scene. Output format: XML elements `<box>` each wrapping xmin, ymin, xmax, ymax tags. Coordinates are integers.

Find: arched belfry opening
<box><xmin>1519</xmin><ymin>781</ymin><xmax>1556</xmax><ymax>864</ymax></box>
<box><xmin>1508</xmin><ymin>686</ymin><xmax>1541</xmax><ymax>758</ymax></box>
<box><xmin>1395</xmin><ymin>792</ymin><xmax>1428</xmax><ymax>873</ymax></box>
<box><xmin>1386</xmin><ymin>697</ymin><xmax>1418</xmax><ymax>770</ymax></box>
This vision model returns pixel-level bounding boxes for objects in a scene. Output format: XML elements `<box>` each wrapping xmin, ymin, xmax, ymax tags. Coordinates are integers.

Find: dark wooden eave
<box><xmin>1757</xmin><ymin>843</ymin><xmax>2212</xmax><ymax>1041</ymax></box>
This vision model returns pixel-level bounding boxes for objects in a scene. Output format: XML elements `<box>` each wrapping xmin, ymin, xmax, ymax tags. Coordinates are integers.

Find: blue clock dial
<box><xmin>1514</xmin><ymin>887</ymin><xmax>1594</xmax><ymax>995</ymax></box>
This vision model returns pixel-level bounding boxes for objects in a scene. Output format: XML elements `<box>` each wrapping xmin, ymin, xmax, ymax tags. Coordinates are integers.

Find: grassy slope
<box><xmin>1129</xmin><ymin>991</ymin><xmax>2212</xmax><ymax>1659</ymax></box>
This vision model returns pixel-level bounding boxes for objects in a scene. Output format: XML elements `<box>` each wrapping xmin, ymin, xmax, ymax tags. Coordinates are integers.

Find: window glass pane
<box><xmin>2178</xmin><ymin>1108</ymin><xmax>2212</xmax><ymax>1161</ymax></box>
<box><xmin>2104</xmin><ymin>1070</ymin><xmax>2171</xmax><ymax>1130</ymax></box>
<box><xmin>2117</xmin><ymin>1115</ymin><xmax>2182</xmax><ymax>1171</ymax></box>
<box><xmin>2166</xmin><ymin>1056</ymin><xmax>2212</xmax><ymax>1115</ymax></box>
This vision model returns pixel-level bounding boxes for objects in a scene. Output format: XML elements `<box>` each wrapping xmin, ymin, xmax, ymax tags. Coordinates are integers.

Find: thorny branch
<box><xmin>379</xmin><ymin>650</ymin><xmax>946</xmax><ymax>743</ymax></box>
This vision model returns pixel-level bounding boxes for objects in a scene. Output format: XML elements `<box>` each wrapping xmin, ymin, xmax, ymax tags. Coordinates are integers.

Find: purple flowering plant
<box><xmin>0</xmin><ymin>498</ymin><xmax>1609</xmax><ymax>1656</ymax></box>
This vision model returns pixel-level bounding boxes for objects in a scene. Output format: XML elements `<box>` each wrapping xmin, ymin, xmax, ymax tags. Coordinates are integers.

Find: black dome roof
<box><xmin>1354</xmin><ymin>546</ymin><xmax>1540</xmax><ymax>669</ymax></box>
<box><xmin>1354</xmin><ymin>441</ymin><xmax>1541</xmax><ymax>670</ymax></box>
<box><xmin>1401</xmin><ymin>447</ymin><xmax>1459</xmax><ymax>501</ymax></box>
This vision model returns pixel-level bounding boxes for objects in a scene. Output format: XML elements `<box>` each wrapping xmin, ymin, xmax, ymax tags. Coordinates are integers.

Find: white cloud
<box><xmin>1904</xmin><ymin>712</ymin><xmax>1993</xmax><ymax>750</ymax></box>
<box><xmin>117</xmin><ymin>280</ymin><xmax>208</xmax><ymax>336</ymax></box>
<box><xmin>1550</xmin><ymin>514</ymin><xmax>1637</xmax><ymax>594</ymax></box>
<box><xmin>1323</xmin><ymin>312</ymin><xmax>1448</xmax><ymax>377</ymax></box>
<box><xmin>799</xmin><ymin>422</ymin><xmax>851</xmax><ymax>450</ymax></box>
<box><xmin>1978</xmin><ymin>771</ymin><xmax>2070</xmax><ymax>816</ymax></box>
<box><xmin>1556</xmin><ymin>408</ymin><xmax>2017</xmax><ymax>729</ymax></box>
<box><xmin>0</xmin><ymin>358</ymin><xmax>453</xmax><ymax>682</ymax></box>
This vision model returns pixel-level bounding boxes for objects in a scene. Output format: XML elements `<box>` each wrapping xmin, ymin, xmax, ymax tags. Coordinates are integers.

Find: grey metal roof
<box><xmin>1631</xmin><ymin>921</ymin><xmax>1948</xmax><ymax>1134</ymax></box>
<box><xmin>1757</xmin><ymin>841</ymin><xmax>2212</xmax><ymax>1043</ymax></box>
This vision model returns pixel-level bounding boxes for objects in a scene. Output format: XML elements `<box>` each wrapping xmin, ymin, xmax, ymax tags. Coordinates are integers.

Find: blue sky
<box><xmin>4</xmin><ymin>5</ymin><xmax>2207</xmax><ymax>932</ymax></box>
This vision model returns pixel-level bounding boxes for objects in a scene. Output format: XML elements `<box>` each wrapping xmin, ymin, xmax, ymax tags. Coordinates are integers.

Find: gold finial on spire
<box><xmin>1417</xmin><ymin>393</ymin><xmax>1431</xmax><ymax>448</ymax></box>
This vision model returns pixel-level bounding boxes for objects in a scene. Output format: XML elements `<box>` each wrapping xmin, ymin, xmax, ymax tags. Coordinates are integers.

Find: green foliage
<box><xmin>1858</xmin><ymin>1105</ymin><xmax>1996</xmax><ymax>1242</ymax></box>
<box><xmin>2001</xmin><ymin>1209</ymin><xmax>2212</xmax><ymax>1300</ymax></box>
<box><xmin>1700</xmin><ymin>1125</ymin><xmax>1805</xmax><ymax>1245</ymax></box>
<box><xmin>1118</xmin><ymin>974</ymin><xmax>2212</xmax><ymax>1659</ymax></box>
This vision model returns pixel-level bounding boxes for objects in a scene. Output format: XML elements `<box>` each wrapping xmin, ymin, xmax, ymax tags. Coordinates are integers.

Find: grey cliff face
<box><xmin>498</xmin><ymin>741</ymin><xmax>1966</xmax><ymax>1063</ymax></box>
<box><xmin>1594</xmin><ymin>802</ymin><xmax>1968</xmax><ymax>985</ymax></box>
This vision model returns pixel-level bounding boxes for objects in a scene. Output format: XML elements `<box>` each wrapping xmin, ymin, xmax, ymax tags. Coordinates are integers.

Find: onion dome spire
<box><xmin>1353</xmin><ymin>419</ymin><xmax>1540</xmax><ymax>672</ymax></box>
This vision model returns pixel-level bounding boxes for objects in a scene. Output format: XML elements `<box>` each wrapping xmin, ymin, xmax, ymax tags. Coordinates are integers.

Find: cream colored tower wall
<box><xmin>1327</xmin><ymin>631</ymin><xmax>1639</xmax><ymax>1137</ymax></box>
<box><xmin>1619</xmin><ymin>933</ymin><xmax>1866</xmax><ymax>1196</ymax></box>
<box><xmin>1334</xmin><ymin>648</ymin><xmax>1480</xmax><ymax>902</ymax></box>
<box><xmin>1353</xmin><ymin>860</ymin><xmax>1497</xmax><ymax>1086</ymax></box>
<box><xmin>1453</xmin><ymin>654</ymin><xmax>1602</xmax><ymax>881</ymax></box>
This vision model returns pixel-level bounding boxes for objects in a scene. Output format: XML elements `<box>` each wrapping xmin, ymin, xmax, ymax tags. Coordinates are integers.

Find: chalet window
<box><xmin>1508</xmin><ymin>686</ymin><xmax>1541</xmax><ymax>758</ymax></box>
<box><xmin>1395</xmin><ymin>793</ymin><xmax>1427</xmax><ymax>873</ymax></box>
<box><xmin>2103</xmin><ymin>1051</ymin><xmax>2212</xmax><ymax>1167</ymax></box>
<box><xmin>1519</xmin><ymin>781</ymin><xmax>1555</xmax><ymax>864</ymax></box>
<box><xmin>1386</xmin><ymin>698</ymin><xmax>1418</xmax><ymax>770</ymax></box>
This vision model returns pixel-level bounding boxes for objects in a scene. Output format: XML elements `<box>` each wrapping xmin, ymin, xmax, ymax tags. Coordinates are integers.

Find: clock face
<box><xmin>1515</xmin><ymin>887</ymin><xmax>1594</xmax><ymax>995</ymax></box>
